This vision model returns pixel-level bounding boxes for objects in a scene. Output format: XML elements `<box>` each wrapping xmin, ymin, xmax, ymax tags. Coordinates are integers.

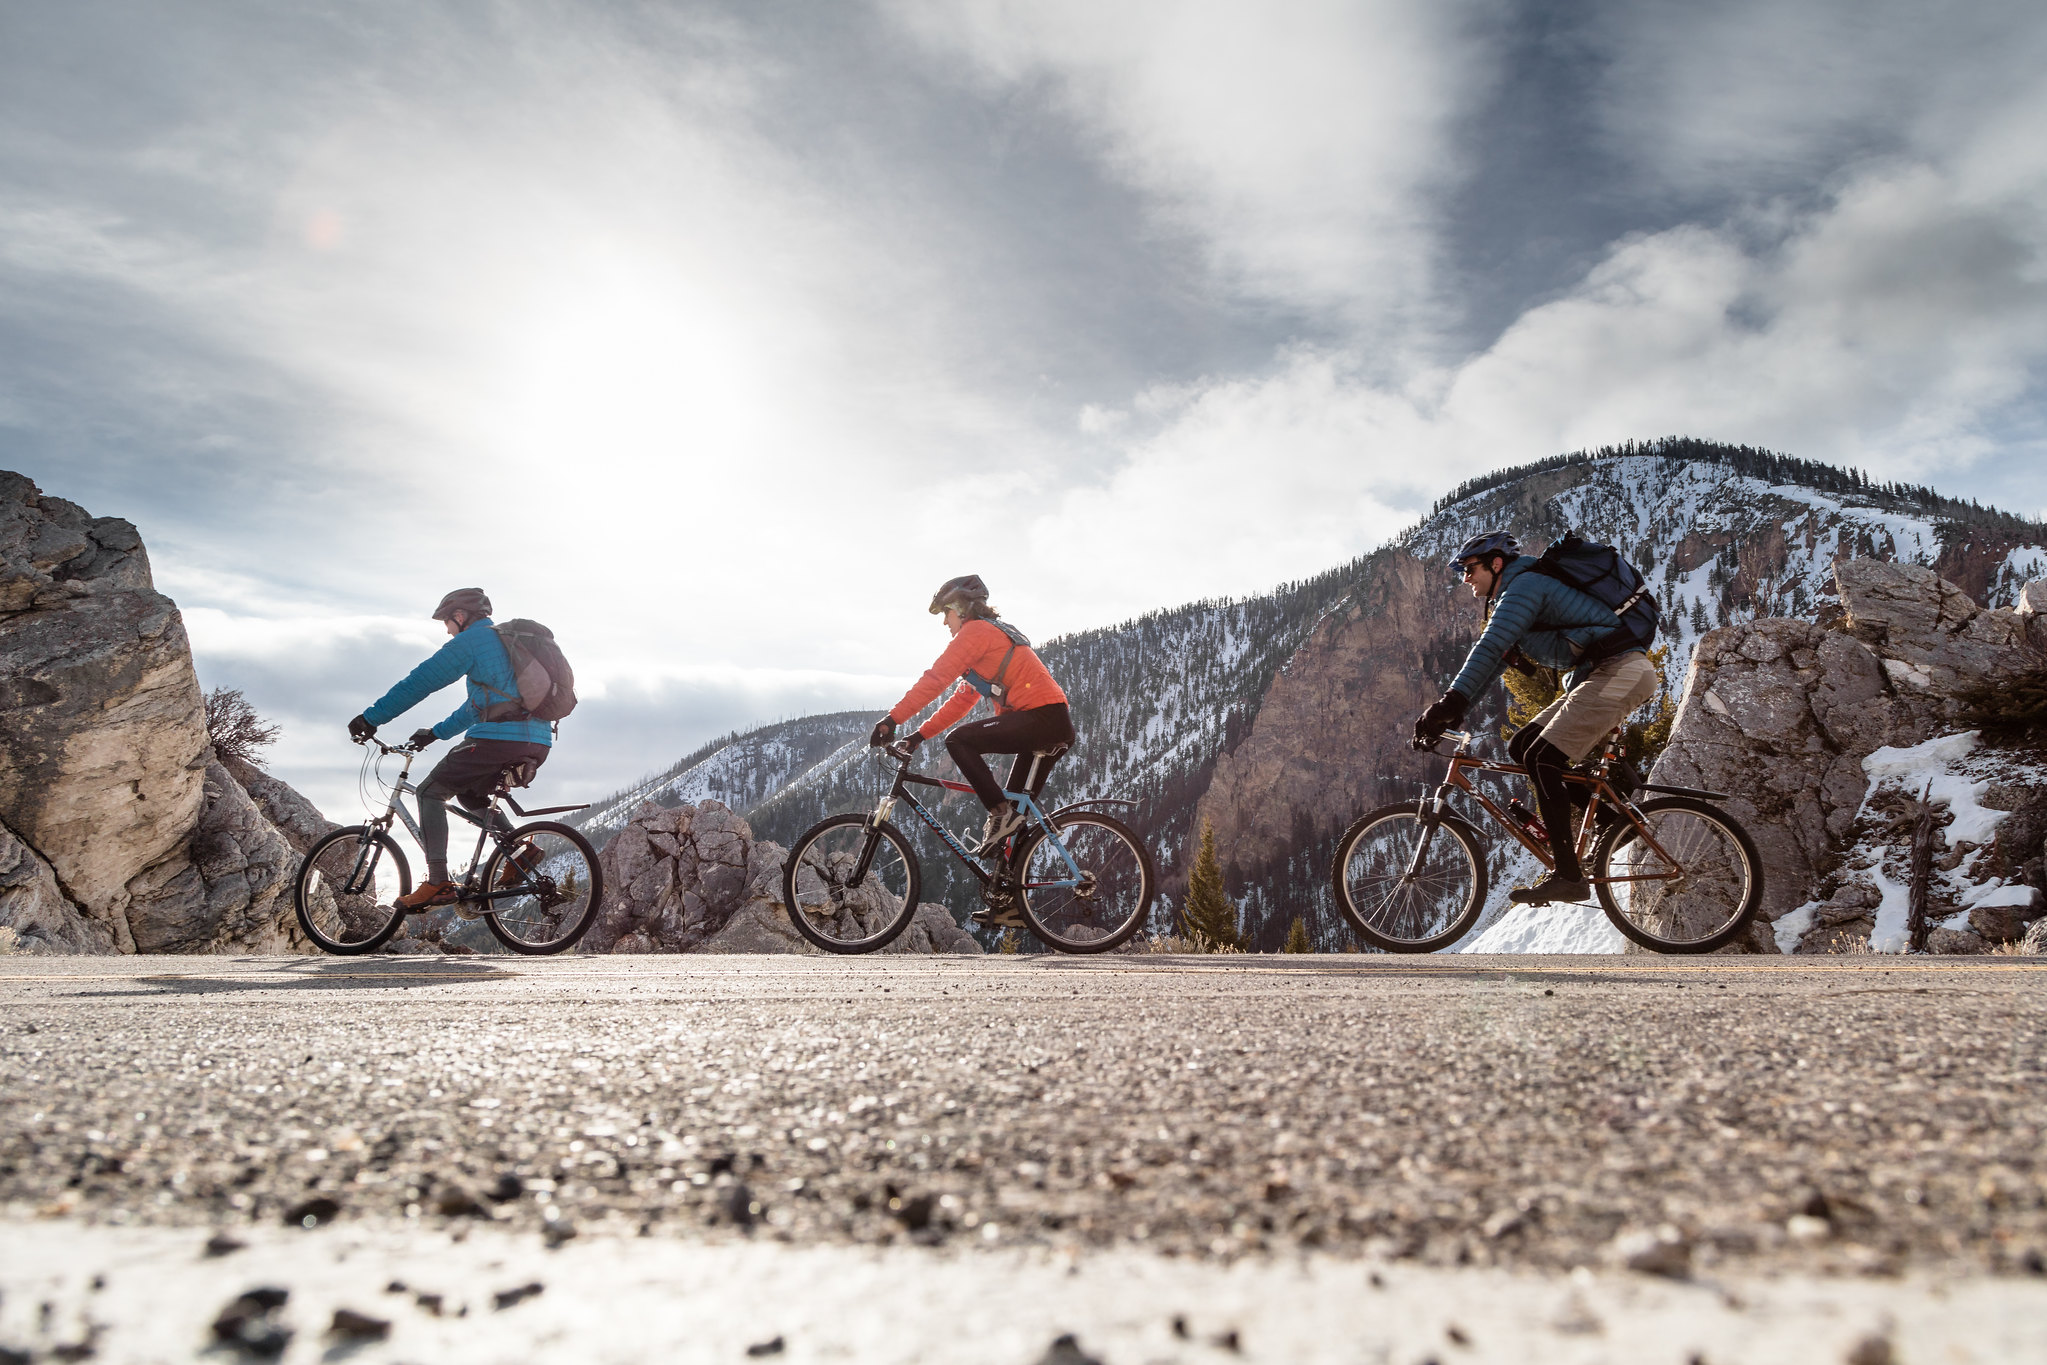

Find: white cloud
<box><xmin>1023</xmin><ymin>140</ymin><xmax>2047</xmax><ymax>620</ymax></box>
<box><xmin>886</xmin><ymin>0</ymin><xmax>1498</xmax><ymax>326</ymax></box>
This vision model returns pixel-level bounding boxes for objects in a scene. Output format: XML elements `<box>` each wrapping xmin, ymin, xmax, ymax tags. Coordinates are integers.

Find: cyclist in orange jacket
<box><xmin>870</xmin><ymin>575</ymin><xmax>1074</xmax><ymax>857</ymax></box>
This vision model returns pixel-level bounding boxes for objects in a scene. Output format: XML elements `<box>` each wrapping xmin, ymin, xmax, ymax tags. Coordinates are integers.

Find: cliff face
<box><xmin>1199</xmin><ymin>548</ymin><xmax>1462</xmax><ymax>884</ymax></box>
<box><xmin>0</xmin><ymin>472</ymin><xmax>317</xmax><ymax>954</ymax></box>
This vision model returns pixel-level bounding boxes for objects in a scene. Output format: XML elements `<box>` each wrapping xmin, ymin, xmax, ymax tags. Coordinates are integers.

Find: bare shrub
<box><xmin>204</xmin><ymin>687</ymin><xmax>282</xmax><ymax>767</ymax></box>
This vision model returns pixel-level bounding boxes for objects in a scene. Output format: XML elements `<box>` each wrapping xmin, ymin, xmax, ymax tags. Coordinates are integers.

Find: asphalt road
<box><xmin>3</xmin><ymin>953</ymin><xmax>2044</xmax><ymax>1283</ymax></box>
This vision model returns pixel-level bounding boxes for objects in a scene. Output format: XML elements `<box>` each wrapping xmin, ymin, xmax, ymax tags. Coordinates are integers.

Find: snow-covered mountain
<box><xmin>573</xmin><ymin>438</ymin><xmax>2047</xmax><ymax>949</ymax></box>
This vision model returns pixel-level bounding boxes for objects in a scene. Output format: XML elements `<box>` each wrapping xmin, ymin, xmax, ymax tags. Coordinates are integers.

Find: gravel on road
<box><xmin>2</xmin><ymin>954</ymin><xmax>2043</xmax><ymax>1281</ymax></box>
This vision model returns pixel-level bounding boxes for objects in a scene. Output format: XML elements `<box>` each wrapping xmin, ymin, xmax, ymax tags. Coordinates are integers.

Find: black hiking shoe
<box><xmin>1507</xmin><ymin>874</ymin><xmax>1591</xmax><ymax>906</ymax></box>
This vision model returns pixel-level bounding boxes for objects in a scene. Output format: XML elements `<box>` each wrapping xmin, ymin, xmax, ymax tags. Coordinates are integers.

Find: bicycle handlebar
<box><xmin>1413</xmin><ymin>728</ymin><xmax>1474</xmax><ymax>756</ymax></box>
<box><xmin>354</xmin><ymin>735</ymin><xmax>424</xmax><ymax>757</ymax></box>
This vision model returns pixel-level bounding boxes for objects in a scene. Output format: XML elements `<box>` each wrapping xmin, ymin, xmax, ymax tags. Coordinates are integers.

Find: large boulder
<box><xmin>0</xmin><ymin>472</ymin><xmax>209</xmax><ymax>950</ymax></box>
<box><xmin>0</xmin><ymin>471</ymin><xmax>320</xmax><ymax>953</ymax></box>
<box><xmin>586</xmin><ymin>799</ymin><xmax>981</xmax><ymax>954</ymax></box>
<box><xmin>123</xmin><ymin>760</ymin><xmax>312</xmax><ymax>954</ymax></box>
<box><xmin>0</xmin><ymin>817</ymin><xmax>110</xmax><ymax>954</ymax></box>
<box><xmin>1653</xmin><ymin>559</ymin><xmax>2047</xmax><ymax>952</ymax></box>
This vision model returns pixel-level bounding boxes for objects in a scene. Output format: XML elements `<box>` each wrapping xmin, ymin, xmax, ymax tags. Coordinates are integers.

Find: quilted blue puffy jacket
<box><xmin>1448</xmin><ymin>556</ymin><xmax>1632</xmax><ymax>703</ymax></box>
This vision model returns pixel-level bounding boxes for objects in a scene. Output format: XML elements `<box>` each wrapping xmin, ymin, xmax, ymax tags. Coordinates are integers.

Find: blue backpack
<box><xmin>1526</xmin><ymin>533</ymin><xmax>1660</xmax><ymax>664</ymax></box>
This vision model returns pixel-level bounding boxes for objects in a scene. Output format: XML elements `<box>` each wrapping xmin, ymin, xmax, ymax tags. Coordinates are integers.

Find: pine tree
<box><xmin>1501</xmin><ymin>659</ymin><xmax>1565</xmax><ymax>732</ymax></box>
<box><xmin>1183</xmin><ymin>819</ymin><xmax>1239</xmax><ymax>952</ymax></box>
<box><xmin>1282</xmin><ymin>916</ymin><xmax>1312</xmax><ymax>953</ymax></box>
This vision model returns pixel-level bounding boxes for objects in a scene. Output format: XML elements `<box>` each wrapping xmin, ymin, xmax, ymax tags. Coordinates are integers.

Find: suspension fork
<box><xmin>1402</xmin><ymin>783</ymin><xmax>1452</xmax><ymax>881</ymax></box>
<box><xmin>852</xmin><ymin>774</ymin><xmax>905</xmax><ymax>884</ymax></box>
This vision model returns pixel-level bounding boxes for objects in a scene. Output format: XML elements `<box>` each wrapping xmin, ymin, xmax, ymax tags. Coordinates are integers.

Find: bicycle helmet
<box><xmin>928</xmin><ymin>574</ymin><xmax>990</xmax><ymax>616</ymax></box>
<box><xmin>432</xmin><ymin>587</ymin><xmax>493</xmax><ymax>621</ymax></box>
<box><xmin>1449</xmin><ymin>532</ymin><xmax>1520</xmax><ymax>574</ymax></box>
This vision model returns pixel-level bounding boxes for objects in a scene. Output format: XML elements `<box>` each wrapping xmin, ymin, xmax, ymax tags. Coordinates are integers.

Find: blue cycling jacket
<box><xmin>1448</xmin><ymin>556</ymin><xmax>1632</xmax><ymax>703</ymax></box>
<box><xmin>362</xmin><ymin>617</ymin><xmax>554</xmax><ymax>746</ymax></box>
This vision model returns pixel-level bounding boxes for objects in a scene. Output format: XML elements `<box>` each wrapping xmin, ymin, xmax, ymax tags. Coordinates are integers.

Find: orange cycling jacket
<box><xmin>888</xmin><ymin>619</ymin><xmax>1068</xmax><ymax>736</ymax></box>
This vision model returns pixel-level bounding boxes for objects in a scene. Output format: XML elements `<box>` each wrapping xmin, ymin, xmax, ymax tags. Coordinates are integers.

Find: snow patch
<box><xmin>1460</xmin><ymin>901</ymin><xmax>1624</xmax><ymax>954</ymax></box>
<box><xmin>1773</xmin><ymin>902</ymin><xmax>1819</xmax><ymax>954</ymax></box>
<box><xmin>1860</xmin><ymin>732</ymin><xmax>2007</xmax><ymax>847</ymax></box>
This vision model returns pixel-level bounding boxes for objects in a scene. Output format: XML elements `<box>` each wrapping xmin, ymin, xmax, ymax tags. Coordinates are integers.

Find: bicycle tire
<box><xmin>782</xmin><ymin>814</ymin><xmax>922</xmax><ymax>954</ymax></box>
<box><xmin>481</xmin><ymin>821</ymin><xmax>605</xmax><ymax>955</ymax></box>
<box><xmin>1591</xmin><ymin>796</ymin><xmax>1763</xmax><ymax>954</ymax></box>
<box><xmin>1329</xmin><ymin>804</ymin><xmax>1488</xmax><ymax>953</ymax></box>
<box><xmin>293</xmin><ymin>826</ymin><xmax>410</xmax><ymax>955</ymax></box>
<box><xmin>1014</xmin><ymin>811</ymin><xmax>1155</xmax><ymax>954</ymax></box>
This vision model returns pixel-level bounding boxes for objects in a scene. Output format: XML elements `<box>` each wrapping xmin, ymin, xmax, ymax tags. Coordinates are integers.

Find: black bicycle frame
<box><xmin>858</xmin><ymin>750</ymin><xmax>1095</xmax><ymax>893</ymax></box>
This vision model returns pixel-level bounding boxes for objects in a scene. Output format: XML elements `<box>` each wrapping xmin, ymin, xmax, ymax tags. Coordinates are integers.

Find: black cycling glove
<box><xmin>408</xmin><ymin>728</ymin><xmax>439</xmax><ymax>750</ymax></box>
<box><xmin>870</xmin><ymin>717</ymin><xmax>897</xmax><ymax>747</ymax></box>
<box><xmin>1410</xmin><ymin>691</ymin><xmax>1469</xmax><ymax>750</ymax></box>
<box><xmin>348</xmin><ymin>714</ymin><xmax>377</xmax><ymax>742</ymax></box>
<box><xmin>900</xmin><ymin>730</ymin><xmax>924</xmax><ymax>755</ymax></box>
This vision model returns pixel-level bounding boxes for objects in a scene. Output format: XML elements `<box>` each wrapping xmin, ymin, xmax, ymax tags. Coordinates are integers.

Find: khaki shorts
<box><xmin>1525</xmin><ymin>650</ymin><xmax>1661</xmax><ymax>763</ymax></box>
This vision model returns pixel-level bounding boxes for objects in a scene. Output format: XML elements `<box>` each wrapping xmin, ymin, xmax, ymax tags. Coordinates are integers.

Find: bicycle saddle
<box><xmin>497</xmin><ymin>758</ymin><xmax>540</xmax><ymax>790</ymax></box>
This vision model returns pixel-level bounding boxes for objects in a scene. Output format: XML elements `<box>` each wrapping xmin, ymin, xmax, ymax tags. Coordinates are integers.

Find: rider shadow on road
<box><xmin>87</xmin><ymin>958</ymin><xmax>520</xmax><ymax>997</ymax></box>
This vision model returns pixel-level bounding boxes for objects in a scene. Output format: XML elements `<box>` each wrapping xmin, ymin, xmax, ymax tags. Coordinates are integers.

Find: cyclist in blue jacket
<box><xmin>347</xmin><ymin>588</ymin><xmax>552</xmax><ymax>912</ymax></box>
<box><xmin>1413</xmin><ymin>533</ymin><xmax>1660</xmax><ymax>906</ymax></box>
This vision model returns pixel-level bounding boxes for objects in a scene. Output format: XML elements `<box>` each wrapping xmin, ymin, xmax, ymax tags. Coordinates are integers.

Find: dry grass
<box><xmin>1137</xmin><ymin>932</ymin><xmax>1244</xmax><ymax>955</ymax></box>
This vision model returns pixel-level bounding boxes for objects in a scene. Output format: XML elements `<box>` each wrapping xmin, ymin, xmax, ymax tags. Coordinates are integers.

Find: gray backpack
<box><xmin>480</xmin><ymin>619</ymin><xmax>577</xmax><ymax>724</ymax></box>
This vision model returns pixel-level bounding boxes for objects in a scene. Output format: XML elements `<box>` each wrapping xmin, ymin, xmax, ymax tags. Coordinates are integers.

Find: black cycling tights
<box><xmin>944</xmin><ymin>703</ymin><xmax>1075</xmax><ymax>810</ymax></box>
<box><xmin>1510</xmin><ymin>722</ymin><xmax>1582</xmax><ymax>881</ymax></box>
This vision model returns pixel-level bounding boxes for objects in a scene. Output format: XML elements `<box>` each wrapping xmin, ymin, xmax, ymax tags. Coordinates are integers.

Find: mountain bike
<box><xmin>291</xmin><ymin>737</ymin><xmax>604</xmax><ymax>956</ymax></box>
<box><xmin>1329</xmin><ymin>726</ymin><xmax>1763</xmax><ymax>954</ymax></box>
<box><xmin>782</xmin><ymin>739</ymin><xmax>1156</xmax><ymax>954</ymax></box>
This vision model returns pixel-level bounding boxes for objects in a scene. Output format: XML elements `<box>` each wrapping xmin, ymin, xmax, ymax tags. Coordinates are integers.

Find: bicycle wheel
<box><xmin>1329</xmin><ymin>804</ymin><xmax>1487</xmax><ymax>952</ymax></box>
<box><xmin>293</xmin><ymin>826</ymin><xmax>409</xmax><ymax>955</ymax></box>
<box><xmin>1015</xmin><ymin>811</ymin><xmax>1155</xmax><ymax>954</ymax></box>
<box><xmin>481</xmin><ymin>821</ymin><xmax>605</xmax><ymax>955</ymax></box>
<box><xmin>782</xmin><ymin>815</ymin><xmax>922</xmax><ymax>954</ymax></box>
<box><xmin>1591</xmin><ymin>796</ymin><xmax>1762</xmax><ymax>954</ymax></box>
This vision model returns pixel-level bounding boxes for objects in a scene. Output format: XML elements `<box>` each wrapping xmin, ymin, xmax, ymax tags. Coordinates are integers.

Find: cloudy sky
<box><xmin>5</xmin><ymin>0</ymin><xmax>2045</xmax><ymax>815</ymax></box>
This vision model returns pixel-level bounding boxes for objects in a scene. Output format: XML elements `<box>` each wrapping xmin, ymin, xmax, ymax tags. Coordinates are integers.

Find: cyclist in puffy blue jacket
<box><xmin>1412</xmin><ymin>533</ymin><xmax>1660</xmax><ymax>906</ymax></box>
<box><xmin>347</xmin><ymin>588</ymin><xmax>551</xmax><ymax>912</ymax></box>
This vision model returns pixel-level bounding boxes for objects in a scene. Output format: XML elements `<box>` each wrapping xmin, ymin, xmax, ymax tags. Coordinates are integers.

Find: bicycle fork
<box><xmin>1401</xmin><ymin>788</ymin><xmax>1449</xmax><ymax>883</ymax></box>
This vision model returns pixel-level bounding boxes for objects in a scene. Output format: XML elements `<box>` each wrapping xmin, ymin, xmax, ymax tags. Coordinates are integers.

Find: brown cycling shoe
<box><xmin>497</xmin><ymin>842</ymin><xmax>545</xmax><ymax>889</ymax></box>
<box><xmin>1507</xmin><ymin>874</ymin><xmax>1590</xmax><ymax>907</ymax></box>
<box><xmin>396</xmin><ymin>880</ymin><xmax>459</xmax><ymax>913</ymax></box>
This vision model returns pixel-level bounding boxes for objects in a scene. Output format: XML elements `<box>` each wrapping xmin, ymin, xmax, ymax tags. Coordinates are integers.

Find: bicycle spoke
<box><xmin>1595</xmin><ymin>801</ymin><xmax>1758</xmax><ymax>951</ymax></box>
<box><xmin>785</xmin><ymin>817</ymin><xmax>920</xmax><ymax>952</ymax></box>
<box><xmin>485</xmin><ymin>824</ymin><xmax>602</xmax><ymax>953</ymax></box>
<box><xmin>1019</xmin><ymin>813</ymin><xmax>1153</xmax><ymax>953</ymax></box>
<box><xmin>294</xmin><ymin>827</ymin><xmax>407</xmax><ymax>954</ymax></box>
<box><xmin>1331</xmin><ymin>807</ymin><xmax>1485</xmax><ymax>951</ymax></box>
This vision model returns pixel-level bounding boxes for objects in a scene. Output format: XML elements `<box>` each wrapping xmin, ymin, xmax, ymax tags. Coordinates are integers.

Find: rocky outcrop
<box><xmin>587</xmin><ymin>799</ymin><xmax>981</xmax><ymax>955</ymax></box>
<box><xmin>220</xmin><ymin>753</ymin><xmax>336</xmax><ymax>855</ymax></box>
<box><xmin>0</xmin><ymin>472</ymin><xmax>318</xmax><ymax>953</ymax></box>
<box><xmin>123</xmin><ymin>760</ymin><xmax>312</xmax><ymax>954</ymax></box>
<box><xmin>0</xmin><ymin>818</ymin><xmax>109</xmax><ymax>954</ymax></box>
<box><xmin>0</xmin><ymin>472</ymin><xmax>210</xmax><ymax>950</ymax></box>
<box><xmin>1653</xmin><ymin>560</ymin><xmax>2047</xmax><ymax>952</ymax></box>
